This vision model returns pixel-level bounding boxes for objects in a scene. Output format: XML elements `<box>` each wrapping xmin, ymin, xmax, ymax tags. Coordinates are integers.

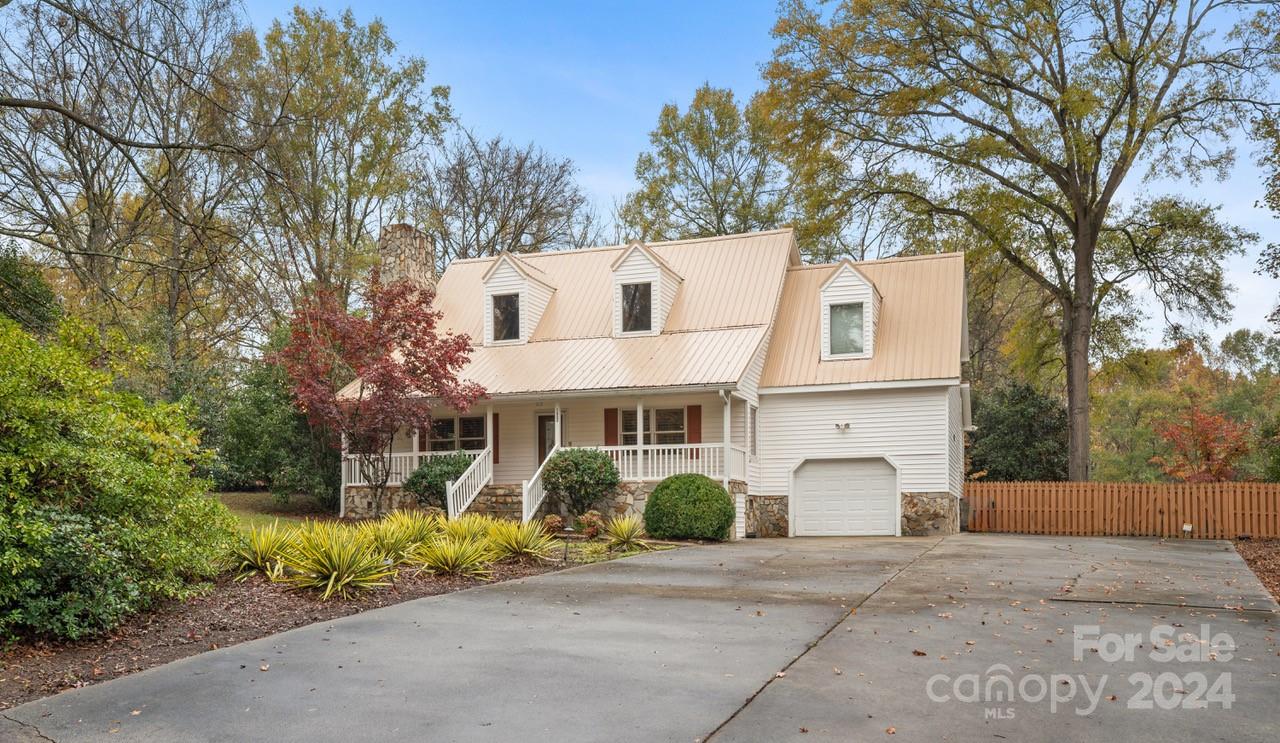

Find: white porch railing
<box><xmin>342</xmin><ymin>449</ymin><xmax>480</xmax><ymax>487</ymax></box>
<box><xmin>583</xmin><ymin>443</ymin><xmax>747</xmax><ymax>482</ymax></box>
<box><xmin>446</xmin><ymin>446</ymin><xmax>492</xmax><ymax>518</ymax></box>
<box><xmin>521</xmin><ymin>445</ymin><xmax>559</xmax><ymax>523</ymax></box>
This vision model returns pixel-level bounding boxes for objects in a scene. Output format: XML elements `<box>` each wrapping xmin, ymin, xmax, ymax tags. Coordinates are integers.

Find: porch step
<box><xmin>464</xmin><ymin>484</ymin><xmax>523</xmax><ymax>521</ymax></box>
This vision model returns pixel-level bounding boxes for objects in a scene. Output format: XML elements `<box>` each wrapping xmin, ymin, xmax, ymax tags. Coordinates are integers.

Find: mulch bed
<box><xmin>0</xmin><ymin>561</ymin><xmax>555</xmax><ymax>711</ymax></box>
<box><xmin>1235</xmin><ymin>539</ymin><xmax>1280</xmax><ymax>601</ymax></box>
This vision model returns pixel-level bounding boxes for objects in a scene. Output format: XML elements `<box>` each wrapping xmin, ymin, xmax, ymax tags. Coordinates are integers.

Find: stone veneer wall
<box><xmin>746</xmin><ymin>495</ymin><xmax>788</xmax><ymax>538</ymax></box>
<box><xmin>901</xmin><ymin>492</ymin><xmax>960</xmax><ymax>536</ymax></box>
<box><xmin>541</xmin><ymin>479</ymin><xmax>748</xmax><ymax>520</ymax></box>
<box><xmin>343</xmin><ymin>485</ymin><xmax>418</xmax><ymax>519</ymax></box>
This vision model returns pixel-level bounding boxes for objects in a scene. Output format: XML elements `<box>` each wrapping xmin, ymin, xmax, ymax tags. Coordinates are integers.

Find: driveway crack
<box><xmin>2</xmin><ymin>712</ymin><xmax>57</xmax><ymax>742</ymax></box>
<box><xmin>701</xmin><ymin>537</ymin><xmax>946</xmax><ymax>742</ymax></box>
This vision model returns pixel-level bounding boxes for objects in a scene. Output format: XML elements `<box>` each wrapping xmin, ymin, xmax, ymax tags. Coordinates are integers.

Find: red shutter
<box><xmin>418</xmin><ymin>426</ymin><xmax>428</xmax><ymax>452</ymax></box>
<box><xmin>604</xmin><ymin>408</ymin><xmax>619</xmax><ymax>446</ymax></box>
<box><xmin>686</xmin><ymin>405</ymin><xmax>702</xmax><ymax>459</ymax></box>
<box><xmin>492</xmin><ymin>414</ymin><xmax>500</xmax><ymax>464</ymax></box>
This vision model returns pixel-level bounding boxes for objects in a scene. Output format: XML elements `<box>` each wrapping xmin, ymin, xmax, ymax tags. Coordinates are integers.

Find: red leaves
<box><xmin>278</xmin><ymin>276</ymin><xmax>486</xmax><ymax>457</ymax></box>
<box><xmin>1150</xmin><ymin>403</ymin><xmax>1252</xmax><ymax>482</ymax></box>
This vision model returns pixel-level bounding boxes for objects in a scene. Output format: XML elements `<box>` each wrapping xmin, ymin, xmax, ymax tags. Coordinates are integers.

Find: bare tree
<box><xmin>407</xmin><ymin>128</ymin><xmax>604</xmax><ymax>273</ymax></box>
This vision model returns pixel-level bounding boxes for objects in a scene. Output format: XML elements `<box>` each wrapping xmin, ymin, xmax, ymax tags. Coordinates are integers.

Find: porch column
<box><xmin>636</xmin><ymin>400</ymin><xmax>644</xmax><ymax>480</ymax></box>
<box><xmin>339</xmin><ymin>431</ymin><xmax>348</xmax><ymax>518</ymax></box>
<box><xmin>553</xmin><ymin>403</ymin><xmax>562</xmax><ymax>449</ymax></box>
<box><xmin>410</xmin><ymin>426</ymin><xmax>420</xmax><ymax>469</ymax></box>
<box><xmin>722</xmin><ymin>393</ymin><xmax>731</xmax><ymax>490</ymax></box>
<box><xmin>485</xmin><ymin>405</ymin><xmax>494</xmax><ymax>452</ymax></box>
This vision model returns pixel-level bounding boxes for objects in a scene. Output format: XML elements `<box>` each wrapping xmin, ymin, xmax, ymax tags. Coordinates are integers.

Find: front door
<box><xmin>537</xmin><ymin>414</ymin><xmax>562</xmax><ymax>464</ymax></box>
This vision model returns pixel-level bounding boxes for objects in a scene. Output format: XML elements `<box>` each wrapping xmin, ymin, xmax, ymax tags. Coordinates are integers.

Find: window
<box><xmin>621</xmin><ymin>408</ymin><xmax>685</xmax><ymax>445</ymax></box>
<box><xmin>829</xmin><ymin>302</ymin><xmax>865</xmax><ymax>355</ymax></box>
<box><xmin>492</xmin><ymin>293</ymin><xmax>520</xmax><ymax>342</ymax></box>
<box><xmin>621</xmin><ymin>282</ymin><xmax>652</xmax><ymax>333</ymax></box>
<box><xmin>429</xmin><ymin>416</ymin><xmax>485</xmax><ymax>451</ymax></box>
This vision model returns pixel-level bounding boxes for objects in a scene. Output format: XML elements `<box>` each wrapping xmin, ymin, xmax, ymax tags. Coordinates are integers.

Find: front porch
<box><xmin>341</xmin><ymin>391</ymin><xmax>756</xmax><ymax>526</ymax></box>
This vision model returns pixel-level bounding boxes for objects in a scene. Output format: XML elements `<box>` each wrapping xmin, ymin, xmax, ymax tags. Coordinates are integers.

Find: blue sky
<box><xmin>243</xmin><ymin>1</ymin><xmax>1275</xmax><ymax>344</ymax></box>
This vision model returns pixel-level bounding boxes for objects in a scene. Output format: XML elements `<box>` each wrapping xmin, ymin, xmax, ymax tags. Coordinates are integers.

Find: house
<box><xmin>341</xmin><ymin>227</ymin><xmax>971</xmax><ymax>537</ymax></box>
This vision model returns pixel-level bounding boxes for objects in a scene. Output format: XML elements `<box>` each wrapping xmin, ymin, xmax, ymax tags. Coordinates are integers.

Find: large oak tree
<box><xmin>764</xmin><ymin>0</ymin><xmax>1278</xmax><ymax>479</ymax></box>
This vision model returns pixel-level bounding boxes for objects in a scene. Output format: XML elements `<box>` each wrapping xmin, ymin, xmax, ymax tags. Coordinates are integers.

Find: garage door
<box><xmin>793</xmin><ymin>458</ymin><xmax>897</xmax><ymax>536</ymax></box>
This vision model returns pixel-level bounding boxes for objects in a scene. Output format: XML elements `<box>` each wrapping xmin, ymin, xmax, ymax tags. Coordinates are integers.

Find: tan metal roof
<box><xmin>427</xmin><ymin>229</ymin><xmax>798</xmax><ymax>395</ymax></box>
<box><xmin>760</xmin><ymin>252</ymin><xmax>966</xmax><ymax>388</ymax></box>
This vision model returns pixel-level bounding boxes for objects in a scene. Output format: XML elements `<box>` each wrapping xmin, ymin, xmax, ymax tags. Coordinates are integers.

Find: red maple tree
<box><xmin>1151</xmin><ymin>405</ymin><xmax>1252</xmax><ymax>483</ymax></box>
<box><xmin>279</xmin><ymin>276</ymin><xmax>485</xmax><ymax>516</ymax></box>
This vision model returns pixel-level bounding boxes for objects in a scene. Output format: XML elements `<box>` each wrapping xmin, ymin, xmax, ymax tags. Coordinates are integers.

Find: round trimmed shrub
<box><xmin>643</xmin><ymin>474</ymin><xmax>734</xmax><ymax>541</ymax></box>
<box><xmin>542</xmin><ymin>448</ymin><xmax>620</xmax><ymax>516</ymax></box>
<box><xmin>403</xmin><ymin>452</ymin><xmax>475</xmax><ymax>510</ymax></box>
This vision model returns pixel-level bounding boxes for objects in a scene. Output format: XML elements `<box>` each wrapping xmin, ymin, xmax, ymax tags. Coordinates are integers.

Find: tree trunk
<box><xmin>1063</xmin><ymin>231</ymin><xmax>1096</xmax><ymax>481</ymax></box>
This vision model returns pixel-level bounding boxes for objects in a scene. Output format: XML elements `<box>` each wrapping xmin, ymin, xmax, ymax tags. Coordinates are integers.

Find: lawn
<box><xmin>216</xmin><ymin>491</ymin><xmax>330</xmax><ymax>532</ymax></box>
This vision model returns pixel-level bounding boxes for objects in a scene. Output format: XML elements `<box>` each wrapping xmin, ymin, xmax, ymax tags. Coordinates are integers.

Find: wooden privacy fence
<box><xmin>965</xmin><ymin>481</ymin><xmax>1280</xmax><ymax>539</ymax></box>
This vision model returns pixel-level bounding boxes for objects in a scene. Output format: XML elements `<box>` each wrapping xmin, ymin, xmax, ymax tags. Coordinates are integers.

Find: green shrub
<box><xmin>403</xmin><ymin>452</ymin><xmax>475</xmax><ymax>510</ymax></box>
<box><xmin>233</xmin><ymin>520</ymin><xmax>296</xmax><ymax>580</ymax></box>
<box><xmin>575</xmin><ymin>509</ymin><xmax>604</xmax><ymax>540</ymax></box>
<box><xmin>487</xmin><ymin>520</ymin><xmax>557</xmax><ymax>561</ymax></box>
<box><xmin>603</xmin><ymin>514</ymin><xmax>650</xmax><ymax>552</ymax></box>
<box><xmin>642</xmin><ymin>474</ymin><xmax>734</xmax><ymax>541</ymax></box>
<box><xmin>279</xmin><ymin>521</ymin><xmax>396</xmax><ymax>599</ymax></box>
<box><xmin>413</xmin><ymin>537</ymin><xmax>495</xmax><ymax>579</ymax></box>
<box><xmin>0</xmin><ymin>318</ymin><xmax>237</xmax><ymax>641</ymax></box>
<box><xmin>542</xmin><ymin>448</ymin><xmax>620</xmax><ymax>516</ymax></box>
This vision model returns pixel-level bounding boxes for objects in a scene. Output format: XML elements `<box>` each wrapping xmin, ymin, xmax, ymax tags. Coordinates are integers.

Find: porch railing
<box><xmin>446</xmin><ymin>446</ymin><xmax>492</xmax><ymax>518</ymax></box>
<box><xmin>342</xmin><ymin>449</ymin><xmax>480</xmax><ymax>487</ymax></box>
<box><xmin>582</xmin><ymin>443</ymin><xmax>747</xmax><ymax>481</ymax></box>
<box><xmin>521</xmin><ymin>445</ymin><xmax>560</xmax><ymax>523</ymax></box>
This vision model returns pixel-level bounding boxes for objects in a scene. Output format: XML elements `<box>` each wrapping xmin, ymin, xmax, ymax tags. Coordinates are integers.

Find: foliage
<box><xmin>486</xmin><ymin>520</ymin><xmax>558</xmax><ymax>562</ymax></box>
<box><xmin>574</xmin><ymin>510</ymin><xmax>605</xmax><ymax>540</ymax></box>
<box><xmin>542</xmin><ymin>448</ymin><xmax>620</xmax><ymax>517</ymax></box>
<box><xmin>403</xmin><ymin>452</ymin><xmax>475</xmax><ymax>510</ymax></box>
<box><xmin>220</xmin><ymin>345</ymin><xmax>340</xmax><ymax>509</ymax></box>
<box><xmin>233</xmin><ymin>520</ymin><xmax>295</xmax><ymax>580</ymax></box>
<box><xmin>440</xmin><ymin>513</ymin><xmax>495</xmax><ymax>543</ymax></box>
<box><xmin>763</xmin><ymin>0</ymin><xmax>1275</xmax><ymax>479</ymax></box>
<box><xmin>969</xmin><ymin>383</ymin><xmax>1069</xmax><ymax>481</ymax></box>
<box><xmin>0</xmin><ymin>319</ymin><xmax>237</xmax><ymax>640</ymax></box>
<box><xmin>279</xmin><ymin>276</ymin><xmax>484</xmax><ymax>517</ymax></box>
<box><xmin>642</xmin><ymin>474</ymin><xmax>734</xmax><ymax>541</ymax></box>
<box><xmin>278</xmin><ymin>521</ymin><xmax>396</xmax><ymax>600</ymax></box>
<box><xmin>0</xmin><ymin>242</ymin><xmax>59</xmax><ymax>335</ymax></box>
<box><xmin>602</xmin><ymin>514</ymin><xmax>649</xmax><ymax>552</ymax></box>
<box><xmin>0</xmin><ymin>508</ymin><xmax>141</xmax><ymax>640</ymax></box>
<box><xmin>413</xmin><ymin>537</ymin><xmax>494</xmax><ymax>579</ymax></box>
<box><xmin>381</xmin><ymin>509</ymin><xmax>443</xmax><ymax>548</ymax></box>
<box><xmin>1151</xmin><ymin>405</ymin><xmax>1253</xmax><ymax>483</ymax></box>
<box><xmin>541</xmin><ymin>514</ymin><xmax>565</xmax><ymax>535</ymax></box>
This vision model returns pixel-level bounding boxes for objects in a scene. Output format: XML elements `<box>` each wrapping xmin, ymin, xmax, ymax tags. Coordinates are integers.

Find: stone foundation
<box><xmin>746</xmin><ymin>495</ymin><xmax>788</xmax><ymax>538</ymax></box>
<box><xmin>343</xmin><ymin>485</ymin><xmax>419</xmax><ymax>519</ymax></box>
<box><xmin>901</xmin><ymin>492</ymin><xmax>960</xmax><ymax>536</ymax></box>
<box><xmin>466</xmin><ymin>484</ymin><xmax>523</xmax><ymax>521</ymax></box>
<box><xmin>542</xmin><ymin>479</ymin><xmax>748</xmax><ymax>520</ymax></box>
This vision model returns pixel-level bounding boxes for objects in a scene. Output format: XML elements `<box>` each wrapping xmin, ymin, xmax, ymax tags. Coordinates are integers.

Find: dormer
<box><xmin>610</xmin><ymin>241</ymin><xmax>682</xmax><ymax>337</ymax></box>
<box><xmin>481</xmin><ymin>252</ymin><xmax>555</xmax><ymax>346</ymax></box>
<box><xmin>820</xmin><ymin>260</ymin><xmax>881</xmax><ymax>360</ymax></box>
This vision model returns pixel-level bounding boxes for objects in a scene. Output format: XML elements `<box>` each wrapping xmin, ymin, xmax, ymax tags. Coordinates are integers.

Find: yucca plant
<box><xmin>385</xmin><ymin>509</ymin><xmax>443</xmax><ymax>546</ymax></box>
<box><xmin>280</xmin><ymin>520</ymin><xmax>396</xmax><ymax>599</ymax></box>
<box><xmin>602</xmin><ymin>514</ymin><xmax>650</xmax><ymax>552</ymax></box>
<box><xmin>232</xmin><ymin>520</ymin><xmax>295</xmax><ymax>580</ymax></box>
<box><xmin>440</xmin><ymin>513</ymin><xmax>494</xmax><ymax>543</ymax></box>
<box><xmin>487</xmin><ymin>519</ymin><xmax>558</xmax><ymax>562</ymax></box>
<box><xmin>413</xmin><ymin>536</ymin><xmax>495</xmax><ymax>579</ymax></box>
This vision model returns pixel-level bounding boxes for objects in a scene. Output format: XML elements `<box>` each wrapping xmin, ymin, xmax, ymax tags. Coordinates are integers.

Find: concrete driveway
<box><xmin>3</xmin><ymin>535</ymin><xmax>1276</xmax><ymax>743</ymax></box>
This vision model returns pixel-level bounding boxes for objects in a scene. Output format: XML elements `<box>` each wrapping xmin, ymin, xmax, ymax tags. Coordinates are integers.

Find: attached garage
<box><xmin>791</xmin><ymin>457</ymin><xmax>899</xmax><ymax>536</ymax></box>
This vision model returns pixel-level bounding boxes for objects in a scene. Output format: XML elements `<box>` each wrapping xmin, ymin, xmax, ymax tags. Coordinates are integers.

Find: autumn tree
<box><xmin>764</xmin><ymin>0</ymin><xmax>1278</xmax><ymax>479</ymax></box>
<box><xmin>278</xmin><ymin>277</ymin><xmax>484</xmax><ymax>517</ymax></box>
<box><xmin>406</xmin><ymin>127</ymin><xmax>602</xmax><ymax>273</ymax></box>
<box><xmin>234</xmin><ymin>7</ymin><xmax>450</xmax><ymax>319</ymax></box>
<box><xmin>1152</xmin><ymin>405</ymin><xmax>1252</xmax><ymax>482</ymax></box>
<box><xmin>969</xmin><ymin>382</ymin><xmax>1070</xmax><ymax>481</ymax></box>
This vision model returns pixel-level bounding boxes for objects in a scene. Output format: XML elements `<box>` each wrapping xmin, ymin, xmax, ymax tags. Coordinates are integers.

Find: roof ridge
<box><xmin>788</xmin><ymin>251</ymin><xmax>963</xmax><ymax>271</ymax></box>
<box><xmin>448</xmin><ymin>228</ymin><xmax>796</xmax><ymax>266</ymax></box>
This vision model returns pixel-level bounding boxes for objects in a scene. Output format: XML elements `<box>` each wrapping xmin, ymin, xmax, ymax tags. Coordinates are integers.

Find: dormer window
<box><xmin>829</xmin><ymin>302</ymin><xmax>864</xmax><ymax>355</ymax></box>
<box><xmin>492</xmin><ymin>293</ymin><xmax>520</xmax><ymax>342</ymax></box>
<box><xmin>621</xmin><ymin>282</ymin><xmax>652</xmax><ymax>333</ymax></box>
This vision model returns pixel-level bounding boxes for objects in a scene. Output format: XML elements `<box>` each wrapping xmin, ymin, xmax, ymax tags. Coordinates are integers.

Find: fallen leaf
<box><xmin>912</xmin><ymin>649</ymin><xmax>927</xmax><ymax>656</ymax></box>
<box><xmin>259</xmin><ymin>664</ymin><xmax>270</xmax><ymax>672</ymax></box>
<box><xmin>886</xmin><ymin>727</ymin><xmax>897</xmax><ymax>735</ymax></box>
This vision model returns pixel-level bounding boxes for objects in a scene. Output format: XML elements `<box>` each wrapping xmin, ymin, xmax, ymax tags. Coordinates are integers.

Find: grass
<box><xmin>217</xmin><ymin>491</ymin><xmax>329</xmax><ymax>533</ymax></box>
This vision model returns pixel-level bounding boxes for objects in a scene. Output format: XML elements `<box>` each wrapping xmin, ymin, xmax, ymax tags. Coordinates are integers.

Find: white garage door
<box><xmin>793</xmin><ymin>458</ymin><xmax>897</xmax><ymax>536</ymax></box>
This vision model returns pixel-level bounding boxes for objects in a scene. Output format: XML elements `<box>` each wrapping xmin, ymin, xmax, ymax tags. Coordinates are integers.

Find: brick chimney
<box><xmin>377</xmin><ymin>223</ymin><xmax>436</xmax><ymax>289</ymax></box>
